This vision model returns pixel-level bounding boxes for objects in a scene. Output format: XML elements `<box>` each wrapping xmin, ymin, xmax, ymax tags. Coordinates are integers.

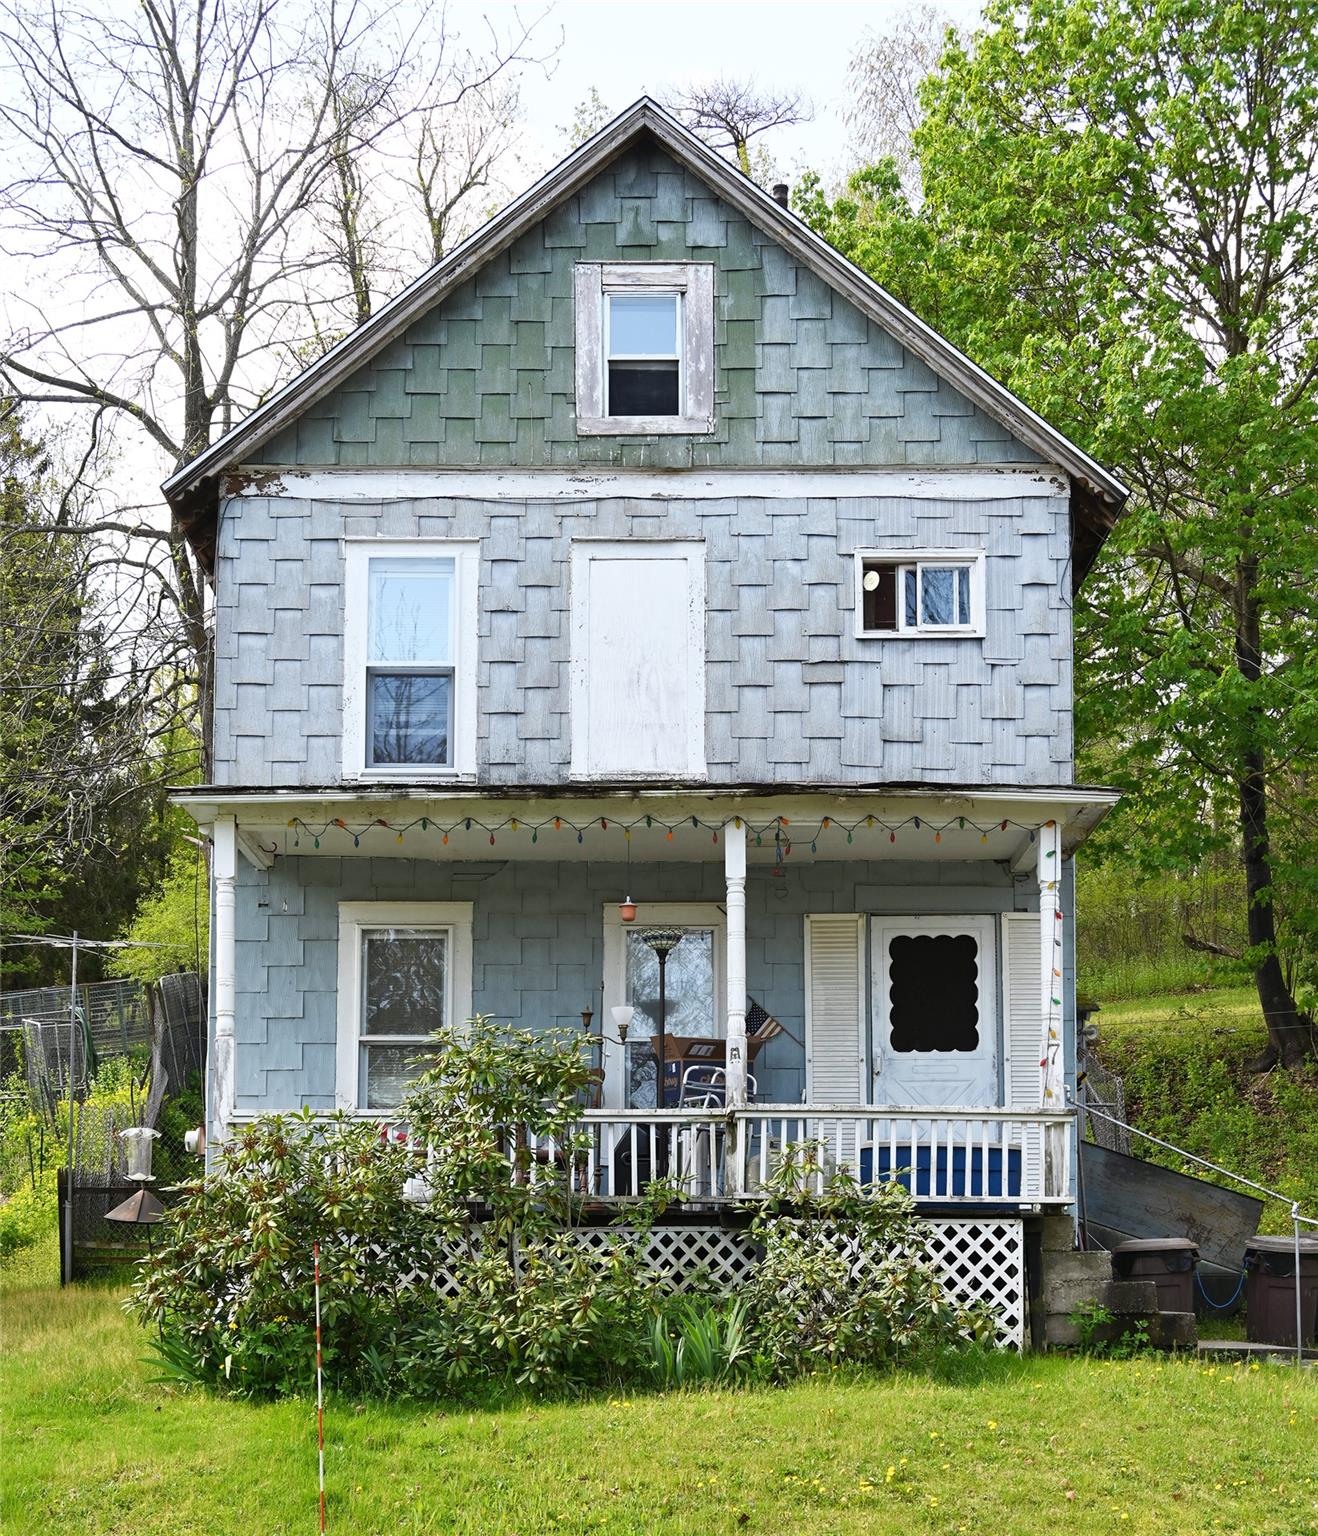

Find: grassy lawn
<box><xmin>3</xmin><ymin>1245</ymin><xmax>1316</xmax><ymax>1536</ymax></box>
<box><xmin>1094</xmin><ymin>987</ymin><xmax>1318</xmax><ymax>1231</ymax></box>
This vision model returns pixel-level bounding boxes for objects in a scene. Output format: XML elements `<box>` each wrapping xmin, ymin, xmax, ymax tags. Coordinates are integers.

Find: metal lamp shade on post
<box><xmin>639</xmin><ymin>928</ymin><xmax>684</xmax><ymax>1112</ymax></box>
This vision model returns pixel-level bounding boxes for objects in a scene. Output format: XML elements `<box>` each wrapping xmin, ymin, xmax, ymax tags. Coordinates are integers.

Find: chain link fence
<box><xmin>0</xmin><ymin>973</ymin><xmax>207</xmax><ymax>1279</ymax></box>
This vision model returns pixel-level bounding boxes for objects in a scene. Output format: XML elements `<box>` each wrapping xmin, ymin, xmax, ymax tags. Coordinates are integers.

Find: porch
<box><xmin>512</xmin><ymin>1105</ymin><xmax>1074</xmax><ymax>1208</ymax></box>
<box><xmin>181</xmin><ymin>783</ymin><xmax>1112</xmax><ymax>1215</ymax></box>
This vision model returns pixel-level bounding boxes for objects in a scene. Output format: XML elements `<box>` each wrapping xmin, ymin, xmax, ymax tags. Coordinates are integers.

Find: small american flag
<box><xmin>746</xmin><ymin>999</ymin><xmax>782</xmax><ymax>1039</ymax></box>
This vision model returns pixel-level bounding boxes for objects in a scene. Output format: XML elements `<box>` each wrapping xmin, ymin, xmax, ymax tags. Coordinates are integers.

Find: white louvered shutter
<box><xmin>804</xmin><ymin>914</ymin><xmax>865</xmax><ymax>1168</ymax></box>
<box><xmin>1002</xmin><ymin>913</ymin><xmax>1044</xmax><ymax>1191</ymax></box>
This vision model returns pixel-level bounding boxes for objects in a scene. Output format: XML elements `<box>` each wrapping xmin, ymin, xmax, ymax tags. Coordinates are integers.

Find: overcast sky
<box><xmin>475</xmin><ymin>0</ymin><xmax>987</xmax><ymax>184</ymax></box>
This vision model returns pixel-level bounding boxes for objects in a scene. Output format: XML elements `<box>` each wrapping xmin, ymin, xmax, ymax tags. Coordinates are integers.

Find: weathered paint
<box><xmin>250</xmin><ymin>146</ymin><xmax>1040</xmax><ymax>474</ymax></box>
<box><xmin>222</xmin><ymin>852</ymin><xmax>1061</xmax><ymax>1120</ymax></box>
<box><xmin>212</xmin><ymin>489</ymin><xmax>1073</xmax><ymax>789</ymax></box>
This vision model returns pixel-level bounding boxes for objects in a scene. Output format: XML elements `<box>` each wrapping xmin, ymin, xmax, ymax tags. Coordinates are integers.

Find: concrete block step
<box><xmin>1045</xmin><ymin>1308</ymin><xmax>1197</xmax><ymax>1351</ymax></box>
<box><xmin>1040</xmin><ymin>1215</ymin><xmax>1076</xmax><ymax>1253</ymax></box>
<box><xmin>1043</xmin><ymin>1277</ymin><xmax>1159</xmax><ymax>1318</ymax></box>
<box><xmin>1199</xmin><ymin>1339</ymin><xmax>1317</xmax><ymax>1365</ymax></box>
<box><xmin>1044</xmin><ymin>1250</ymin><xmax>1113</xmax><ymax>1286</ymax></box>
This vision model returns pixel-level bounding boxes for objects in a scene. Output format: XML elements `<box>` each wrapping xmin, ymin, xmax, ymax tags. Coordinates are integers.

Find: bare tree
<box><xmin>845</xmin><ymin>6</ymin><xmax>956</xmax><ymax>201</ymax></box>
<box><xmin>315</xmin><ymin>19</ymin><xmax>550</xmax><ymax>319</ymax></box>
<box><xmin>0</xmin><ymin>0</ymin><xmax>554</xmax><ymax>764</ymax></box>
<box><xmin>663</xmin><ymin>77</ymin><xmax>812</xmax><ymax>178</ymax></box>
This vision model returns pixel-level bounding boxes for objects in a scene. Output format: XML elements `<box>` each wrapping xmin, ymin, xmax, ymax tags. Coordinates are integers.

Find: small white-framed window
<box><xmin>854</xmin><ymin>549</ymin><xmax>985</xmax><ymax>638</ymax></box>
<box><xmin>335</xmin><ymin>901</ymin><xmax>474</xmax><ymax>1111</ymax></box>
<box><xmin>574</xmin><ymin>262</ymin><xmax>715</xmax><ymax>435</ymax></box>
<box><xmin>343</xmin><ymin>540</ymin><xmax>478</xmax><ymax>779</ymax></box>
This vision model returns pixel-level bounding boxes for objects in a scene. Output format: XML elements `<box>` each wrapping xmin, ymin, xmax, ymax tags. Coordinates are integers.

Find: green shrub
<box><xmin>0</xmin><ymin>1169</ymin><xmax>57</xmax><ymax>1259</ymax></box>
<box><xmin>744</xmin><ymin>1144</ymin><xmax>993</xmax><ymax>1379</ymax></box>
<box><xmin>134</xmin><ymin>1025</ymin><xmax>993</xmax><ymax>1400</ymax></box>
<box><xmin>133</xmin><ymin>1024</ymin><xmax>672</xmax><ymax>1399</ymax></box>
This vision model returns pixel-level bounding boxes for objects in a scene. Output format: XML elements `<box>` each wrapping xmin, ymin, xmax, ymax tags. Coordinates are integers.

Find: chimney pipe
<box><xmin>771</xmin><ymin>182</ymin><xmax>789</xmax><ymax>208</ymax></box>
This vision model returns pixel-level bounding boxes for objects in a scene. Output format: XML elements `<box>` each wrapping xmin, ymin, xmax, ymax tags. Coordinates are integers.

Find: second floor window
<box><xmin>855</xmin><ymin>550</ymin><xmax>985</xmax><ymax>639</ymax></box>
<box><xmin>367</xmin><ymin>556</ymin><xmax>454</xmax><ymax>767</ymax></box>
<box><xmin>344</xmin><ymin>540</ymin><xmax>479</xmax><ymax>778</ymax></box>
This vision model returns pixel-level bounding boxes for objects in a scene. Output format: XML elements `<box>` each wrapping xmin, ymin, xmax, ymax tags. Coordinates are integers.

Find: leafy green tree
<box><xmin>801</xmin><ymin>0</ymin><xmax>1318</xmax><ymax>1066</ymax></box>
<box><xmin>0</xmin><ymin>404</ymin><xmax>194</xmax><ymax>986</ymax></box>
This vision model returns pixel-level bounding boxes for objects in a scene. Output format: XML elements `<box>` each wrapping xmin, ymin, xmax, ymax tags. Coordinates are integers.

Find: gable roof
<box><xmin>163</xmin><ymin>97</ymin><xmax>1128</xmax><ymax>578</ymax></box>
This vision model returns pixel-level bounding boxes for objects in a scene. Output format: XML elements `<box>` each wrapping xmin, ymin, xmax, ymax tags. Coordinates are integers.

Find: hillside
<box><xmin>1092</xmin><ymin>986</ymin><xmax>1318</xmax><ymax>1233</ymax></box>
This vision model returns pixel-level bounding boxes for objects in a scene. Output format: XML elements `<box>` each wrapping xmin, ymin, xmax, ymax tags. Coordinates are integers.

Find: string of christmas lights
<box><xmin>279</xmin><ymin>809</ymin><xmax>1049</xmax><ymax>860</ymax></box>
<box><xmin>1039</xmin><ymin>821</ymin><xmax>1065</xmax><ymax>1107</ymax></box>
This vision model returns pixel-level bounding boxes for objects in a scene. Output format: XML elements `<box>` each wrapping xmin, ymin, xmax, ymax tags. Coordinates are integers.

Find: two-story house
<box><xmin>166</xmin><ymin>100</ymin><xmax>1127</xmax><ymax>1346</ymax></box>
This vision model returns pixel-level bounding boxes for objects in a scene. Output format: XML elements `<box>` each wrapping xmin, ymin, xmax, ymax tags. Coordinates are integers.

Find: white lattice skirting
<box><xmin>585</xmin><ymin>1218</ymin><xmax>1026</xmax><ymax>1350</ymax></box>
<box><xmin>382</xmin><ymin>1216</ymin><xmax>1025</xmax><ymax>1350</ymax></box>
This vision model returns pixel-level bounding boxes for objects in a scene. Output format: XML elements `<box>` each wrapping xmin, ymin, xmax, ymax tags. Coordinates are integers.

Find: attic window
<box><xmin>607</xmin><ymin>293</ymin><xmax>680</xmax><ymax>415</ymax></box>
<box><xmin>575</xmin><ymin>262</ymin><xmax>714</xmax><ymax>435</ymax></box>
<box><xmin>855</xmin><ymin>550</ymin><xmax>986</xmax><ymax>639</ymax></box>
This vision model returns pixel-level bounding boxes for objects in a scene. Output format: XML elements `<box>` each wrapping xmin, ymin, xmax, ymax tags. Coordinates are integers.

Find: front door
<box><xmin>870</xmin><ymin>915</ymin><xmax>999</xmax><ymax>1107</ymax></box>
<box><xmin>602</xmin><ymin>904</ymin><xmax>725</xmax><ymax>1108</ymax></box>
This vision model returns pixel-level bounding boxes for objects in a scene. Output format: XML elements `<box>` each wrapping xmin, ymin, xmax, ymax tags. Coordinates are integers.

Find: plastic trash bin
<box><xmin>1244</xmin><ymin>1235</ymin><xmax>1318</xmax><ymax>1347</ymax></box>
<box><xmin>1110</xmin><ymin>1238</ymin><xmax>1199</xmax><ymax>1314</ymax></box>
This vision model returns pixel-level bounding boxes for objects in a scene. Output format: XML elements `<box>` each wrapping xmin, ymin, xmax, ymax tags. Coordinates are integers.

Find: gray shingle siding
<box><xmin>229</xmin><ymin>853</ymin><xmax>1062</xmax><ymax>1115</ymax></box>
<box><xmin>251</xmin><ymin>146</ymin><xmax>1038</xmax><ymax>474</ymax></box>
<box><xmin>211</xmin><ymin>489</ymin><xmax>1073</xmax><ymax>787</ymax></box>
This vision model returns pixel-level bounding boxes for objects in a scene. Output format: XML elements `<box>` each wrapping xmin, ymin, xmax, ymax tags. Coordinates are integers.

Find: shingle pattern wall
<box><xmin>252</xmin><ymin>145</ymin><xmax>1040</xmax><ymax>472</ymax></box>
<box><xmin>212</xmin><ymin>490</ymin><xmax>1073</xmax><ymax>787</ymax></box>
<box><xmin>229</xmin><ymin>854</ymin><xmax>1066</xmax><ymax>1114</ymax></box>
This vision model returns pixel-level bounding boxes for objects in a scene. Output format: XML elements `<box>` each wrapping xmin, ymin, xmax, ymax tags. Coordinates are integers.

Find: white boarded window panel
<box><xmin>804</xmin><ymin>914</ymin><xmax>866</xmax><ymax>1166</ymax></box>
<box><xmin>1002</xmin><ymin>913</ymin><xmax>1044</xmax><ymax>1193</ymax></box>
<box><xmin>571</xmin><ymin>543</ymin><xmax>705</xmax><ymax>777</ymax></box>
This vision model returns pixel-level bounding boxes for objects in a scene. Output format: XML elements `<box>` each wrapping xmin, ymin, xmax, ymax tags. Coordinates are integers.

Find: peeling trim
<box><xmin>222</xmin><ymin>465</ymin><xmax>1070</xmax><ymax>504</ymax></box>
<box><xmin>164</xmin><ymin>98</ymin><xmax>1128</xmax><ymax>514</ymax></box>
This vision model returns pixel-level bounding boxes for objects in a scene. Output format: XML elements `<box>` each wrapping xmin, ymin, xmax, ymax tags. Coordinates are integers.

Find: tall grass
<box><xmin>1077</xmin><ymin>862</ymin><xmax>1249</xmax><ymax>1000</ymax></box>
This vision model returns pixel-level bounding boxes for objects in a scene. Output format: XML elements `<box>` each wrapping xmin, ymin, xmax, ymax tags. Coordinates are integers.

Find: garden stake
<box><xmin>314</xmin><ymin>1241</ymin><xmax>326</xmax><ymax>1532</ymax></box>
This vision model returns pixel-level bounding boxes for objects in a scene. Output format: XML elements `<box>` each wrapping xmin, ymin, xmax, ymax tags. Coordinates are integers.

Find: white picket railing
<box><xmin>518</xmin><ymin>1106</ymin><xmax>1073</xmax><ymax>1206</ymax></box>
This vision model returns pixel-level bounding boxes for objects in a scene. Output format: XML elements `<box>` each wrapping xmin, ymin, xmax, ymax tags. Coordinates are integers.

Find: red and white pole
<box><xmin>314</xmin><ymin>1241</ymin><xmax>326</xmax><ymax>1533</ymax></box>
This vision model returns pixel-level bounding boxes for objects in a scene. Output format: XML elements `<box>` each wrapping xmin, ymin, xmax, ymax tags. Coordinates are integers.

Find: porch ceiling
<box><xmin>175</xmin><ymin>784</ymin><xmax>1118</xmax><ymax>869</ymax></box>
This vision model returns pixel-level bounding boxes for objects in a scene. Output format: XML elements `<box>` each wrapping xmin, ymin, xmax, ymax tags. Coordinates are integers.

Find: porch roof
<box><xmin>175</xmin><ymin>781</ymin><xmax>1118</xmax><ymax>870</ymax></box>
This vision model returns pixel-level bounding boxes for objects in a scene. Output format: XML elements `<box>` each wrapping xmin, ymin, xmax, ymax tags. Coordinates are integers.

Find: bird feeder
<box><xmin>120</xmin><ymin>1126</ymin><xmax>159</xmax><ymax>1182</ymax></box>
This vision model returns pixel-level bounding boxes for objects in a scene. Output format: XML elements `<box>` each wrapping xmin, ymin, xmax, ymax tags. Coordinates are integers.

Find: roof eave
<box><xmin>163</xmin><ymin>96</ymin><xmax>1129</xmax><ymax>571</ymax></box>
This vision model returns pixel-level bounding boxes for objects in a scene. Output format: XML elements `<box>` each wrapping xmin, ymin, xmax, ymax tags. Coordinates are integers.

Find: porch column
<box><xmin>724</xmin><ymin>816</ymin><xmax>748</xmax><ymax>1109</ymax></box>
<box><xmin>1037</xmin><ymin>819</ymin><xmax>1065</xmax><ymax>1195</ymax></box>
<box><xmin>212</xmin><ymin>815</ymin><xmax>238</xmax><ymax>1146</ymax></box>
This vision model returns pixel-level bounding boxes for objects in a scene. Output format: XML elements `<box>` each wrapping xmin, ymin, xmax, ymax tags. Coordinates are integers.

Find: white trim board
<box><xmin>223</xmin><ymin>466</ymin><xmax>1070</xmax><ymax>504</ymax></box>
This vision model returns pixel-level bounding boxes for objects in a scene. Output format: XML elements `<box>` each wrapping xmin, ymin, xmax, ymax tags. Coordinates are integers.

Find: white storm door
<box><xmin>570</xmin><ymin>542</ymin><xmax>706</xmax><ymax>777</ymax></box>
<box><xmin>871</xmin><ymin>916</ymin><xmax>999</xmax><ymax>1107</ymax></box>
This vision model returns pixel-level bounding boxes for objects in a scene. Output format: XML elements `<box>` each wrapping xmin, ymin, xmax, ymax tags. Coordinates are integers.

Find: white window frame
<box><xmin>335</xmin><ymin>900</ymin><xmax>474</xmax><ymax>1111</ymax></box>
<box><xmin>342</xmin><ymin>539</ymin><xmax>479</xmax><ymax>780</ymax></box>
<box><xmin>853</xmin><ymin>548</ymin><xmax>986</xmax><ymax>639</ymax></box>
<box><xmin>601</xmin><ymin>902</ymin><xmax>726</xmax><ymax>1109</ymax></box>
<box><xmin>574</xmin><ymin>262</ymin><xmax>715</xmax><ymax>435</ymax></box>
<box><xmin>569</xmin><ymin>538</ymin><xmax>707</xmax><ymax>779</ymax></box>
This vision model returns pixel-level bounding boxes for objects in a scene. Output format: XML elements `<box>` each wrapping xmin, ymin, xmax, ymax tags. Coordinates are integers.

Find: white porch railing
<box><xmin>521</xmin><ymin>1106</ymin><xmax>1073</xmax><ymax>1207</ymax></box>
